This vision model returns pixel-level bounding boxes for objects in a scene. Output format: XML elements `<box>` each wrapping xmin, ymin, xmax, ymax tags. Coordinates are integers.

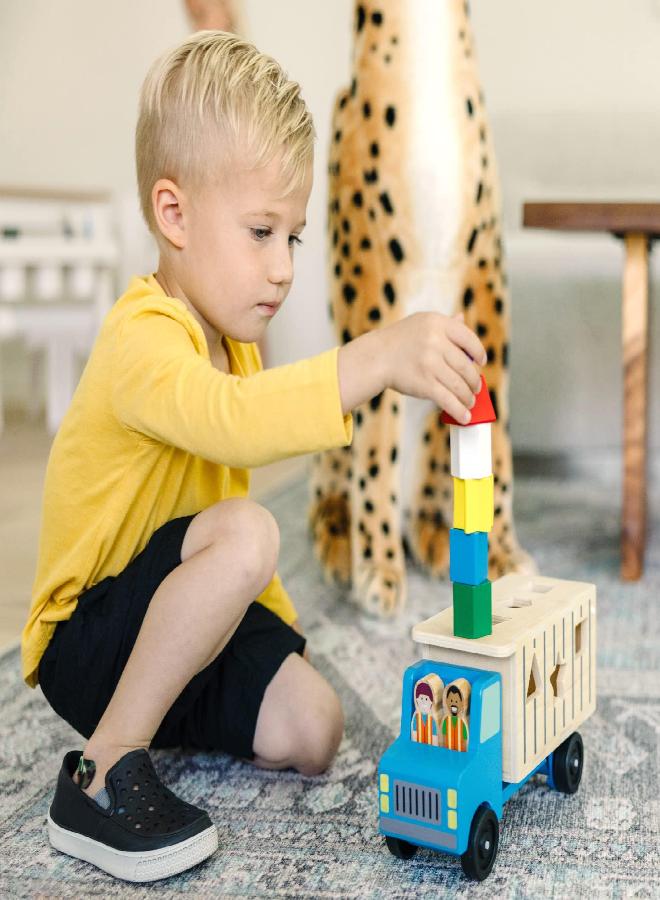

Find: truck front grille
<box><xmin>394</xmin><ymin>780</ymin><xmax>441</xmax><ymax>824</ymax></box>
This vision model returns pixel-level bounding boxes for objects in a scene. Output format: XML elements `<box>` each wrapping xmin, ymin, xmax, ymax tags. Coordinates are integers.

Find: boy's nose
<box><xmin>268</xmin><ymin>246</ymin><xmax>294</xmax><ymax>286</ymax></box>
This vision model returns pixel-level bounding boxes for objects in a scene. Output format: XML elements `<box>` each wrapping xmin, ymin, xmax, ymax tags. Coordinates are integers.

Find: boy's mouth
<box><xmin>257</xmin><ymin>301</ymin><xmax>281</xmax><ymax>316</ymax></box>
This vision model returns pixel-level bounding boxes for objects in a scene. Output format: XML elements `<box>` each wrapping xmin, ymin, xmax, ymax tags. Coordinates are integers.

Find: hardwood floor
<box><xmin>0</xmin><ymin>414</ymin><xmax>308</xmax><ymax>653</ymax></box>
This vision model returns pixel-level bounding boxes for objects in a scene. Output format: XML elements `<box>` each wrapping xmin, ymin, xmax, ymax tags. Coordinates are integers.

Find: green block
<box><xmin>452</xmin><ymin>580</ymin><xmax>492</xmax><ymax>638</ymax></box>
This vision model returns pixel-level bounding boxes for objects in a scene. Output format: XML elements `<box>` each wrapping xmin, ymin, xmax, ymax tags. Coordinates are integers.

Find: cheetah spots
<box><xmin>334</xmin><ymin>262</ymin><xmax>341</xmax><ymax>278</ymax></box>
<box><xmin>368</xmin><ymin>463</ymin><xmax>379</xmax><ymax>478</ymax></box>
<box><xmin>391</xmin><ymin>403</ymin><xmax>399</xmax><ymax>415</ymax></box>
<box><xmin>467</xmin><ymin>228</ymin><xmax>478</xmax><ymax>253</ymax></box>
<box><xmin>368</xmin><ymin>307</ymin><xmax>381</xmax><ymax>322</ymax></box>
<box><xmin>364</xmin><ymin>500</ymin><xmax>374</xmax><ymax>513</ymax></box>
<box><xmin>343</xmin><ymin>283</ymin><xmax>357</xmax><ymax>304</ymax></box>
<box><xmin>494</xmin><ymin>297</ymin><xmax>504</xmax><ymax>314</ymax></box>
<box><xmin>463</xmin><ymin>287</ymin><xmax>474</xmax><ymax>308</ymax></box>
<box><xmin>381</xmin><ymin>520</ymin><xmax>390</xmax><ymax>535</ymax></box>
<box><xmin>352</xmin><ymin>190</ymin><xmax>363</xmax><ymax>208</ymax></box>
<box><xmin>332</xmin><ymin>229</ymin><xmax>338</xmax><ymax>247</ymax></box>
<box><xmin>360</xmin><ymin>237</ymin><xmax>372</xmax><ymax>250</ymax></box>
<box><xmin>355</xmin><ymin>411</ymin><xmax>363</xmax><ymax>427</ymax></box>
<box><xmin>342</xmin><ymin>328</ymin><xmax>352</xmax><ymax>344</ymax></box>
<box><xmin>371</xmin><ymin>10</ymin><xmax>383</xmax><ymax>25</ymax></box>
<box><xmin>356</xmin><ymin>4</ymin><xmax>366</xmax><ymax>31</ymax></box>
<box><xmin>478</xmin><ymin>258</ymin><xmax>487</xmax><ymax>269</ymax></box>
<box><xmin>477</xmin><ymin>322</ymin><xmax>488</xmax><ymax>338</ymax></box>
<box><xmin>489</xmin><ymin>389</ymin><xmax>499</xmax><ymax>420</ymax></box>
<box><xmin>390</xmin><ymin>445</ymin><xmax>398</xmax><ymax>462</ymax></box>
<box><xmin>502</xmin><ymin>343</ymin><xmax>509</xmax><ymax>368</ymax></box>
<box><xmin>350</xmin><ymin>78</ymin><xmax>357</xmax><ymax>98</ymax></box>
<box><xmin>363</xmin><ymin>101</ymin><xmax>372</xmax><ymax>119</ymax></box>
<box><xmin>466</xmin><ymin>97</ymin><xmax>474</xmax><ymax>117</ymax></box>
<box><xmin>353</xmin><ymin>264</ymin><xmax>362</xmax><ymax>276</ymax></box>
<box><xmin>475</xmin><ymin>181</ymin><xmax>483</xmax><ymax>204</ymax></box>
<box><xmin>383</xmin><ymin>281</ymin><xmax>396</xmax><ymax>304</ymax></box>
<box><xmin>370</xmin><ymin>141</ymin><xmax>379</xmax><ymax>157</ymax></box>
<box><xmin>384</xmin><ymin>105</ymin><xmax>396</xmax><ymax>127</ymax></box>
<box><xmin>388</xmin><ymin>238</ymin><xmax>404</xmax><ymax>262</ymax></box>
<box><xmin>370</xmin><ymin>392</ymin><xmax>383</xmax><ymax>412</ymax></box>
<box><xmin>379</xmin><ymin>192</ymin><xmax>394</xmax><ymax>215</ymax></box>
<box><xmin>342</xmin><ymin>219</ymin><xmax>351</xmax><ymax>234</ymax></box>
<box><xmin>486</xmin><ymin>346</ymin><xmax>496</xmax><ymax>364</ymax></box>
<box><xmin>364</xmin><ymin>168</ymin><xmax>378</xmax><ymax>184</ymax></box>
<box><xmin>341</xmin><ymin>242</ymin><xmax>350</xmax><ymax>259</ymax></box>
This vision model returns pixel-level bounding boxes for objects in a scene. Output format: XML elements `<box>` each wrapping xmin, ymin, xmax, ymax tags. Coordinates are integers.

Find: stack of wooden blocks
<box><xmin>442</xmin><ymin>378</ymin><xmax>497</xmax><ymax>639</ymax></box>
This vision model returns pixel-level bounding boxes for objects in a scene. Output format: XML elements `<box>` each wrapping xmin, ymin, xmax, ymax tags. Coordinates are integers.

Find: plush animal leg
<box><xmin>408</xmin><ymin>413</ymin><xmax>453</xmax><ymax>577</ymax></box>
<box><xmin>309</xmin><ymin>447</ymin><xmax>352</xmax><ymax>585</ymax></box>
<box><xmin>348</xmin><ymin>390</ymin><xmax>406</xmax><ymax>616</ymax></box>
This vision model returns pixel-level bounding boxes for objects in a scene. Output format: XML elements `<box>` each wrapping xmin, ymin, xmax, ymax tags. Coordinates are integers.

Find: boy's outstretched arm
<box><xmin>337</xmin><ymin>312</ymin><xmax>487</xmax><ymax>424</ymax></box>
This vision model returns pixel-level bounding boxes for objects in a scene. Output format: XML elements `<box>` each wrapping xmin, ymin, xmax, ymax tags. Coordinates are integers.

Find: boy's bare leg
<box><xmin>78</xmin><ymin>498</ymin><xmax>279</xmax><ymax>797</ymax></box>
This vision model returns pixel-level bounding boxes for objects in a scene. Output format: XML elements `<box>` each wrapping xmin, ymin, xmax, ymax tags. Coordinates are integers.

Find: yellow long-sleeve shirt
<box><xmin>21</xmin><ymin>274</ymin><xmax>352</xmax><ymax>687</ymax></box>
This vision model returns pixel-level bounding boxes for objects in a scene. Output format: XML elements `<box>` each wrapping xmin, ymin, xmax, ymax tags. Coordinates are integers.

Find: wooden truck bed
<box><xmin>413</xmin><ymin>574</ymin><xmax>597</xmax><ymax>784</ymax></box>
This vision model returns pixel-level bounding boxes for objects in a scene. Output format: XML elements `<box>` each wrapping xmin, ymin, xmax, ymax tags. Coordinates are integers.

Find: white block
<box><xmin>450</xmin><ymin>423</ymin><xmax>492</xmax><ymax>479</ymax></box>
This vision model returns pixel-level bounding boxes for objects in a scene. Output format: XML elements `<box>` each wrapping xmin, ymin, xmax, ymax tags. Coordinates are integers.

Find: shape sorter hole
<box><xmin>531</xmin><ymin>581</ymin><xmax>553</xmax><ymax>594</ymax></box>
<box><xmin>492</xmin><ymin>614</ymin><xmax>511</xmax><ymax>625</ymax></box>
<box><xmin>501</xmin><ymin>597</ymin><xmax>533</xmax><ymax>608</ymax></box>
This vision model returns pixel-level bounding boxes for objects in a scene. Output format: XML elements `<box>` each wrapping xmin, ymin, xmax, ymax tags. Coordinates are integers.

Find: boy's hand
<box><xmin>338</xmin><ymin>312</ymin><xmax>487</xmax><ymax>424</ymax></box>
<box><xmin>382</xmin><ymin>312</ymin><xmax>486</xmax><ymax>424</ymax></box>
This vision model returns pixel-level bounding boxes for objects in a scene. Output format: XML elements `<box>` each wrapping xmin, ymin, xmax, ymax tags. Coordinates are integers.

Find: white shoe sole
<box><xmin>47</xmin><ymin>813</ymin><xmax>219</xmax><ymax>882</ymax></box>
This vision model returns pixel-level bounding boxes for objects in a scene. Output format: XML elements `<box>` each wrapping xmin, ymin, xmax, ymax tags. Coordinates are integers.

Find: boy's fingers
<box><xmin>435</xmin><ymin>382</ymin><xmax>471</xmax><ymax>425</ymax></box>
<box><xmin>438</xmin><ymin>367</ymin><xmax>475</xmax><ymax>411</ymax></box>
<box><xmin>447</xmin><ymin>319</ymin><xmax>487</xmax><ymax>366</ymax></box>
<box><xmin>444</xmin><ymin>344</ymin><xmax>482</xmax><ymax>394</ymax></box>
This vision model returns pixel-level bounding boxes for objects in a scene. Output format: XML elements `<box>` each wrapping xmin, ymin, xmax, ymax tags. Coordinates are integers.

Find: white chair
<box><xmin>0</xmin><ymin>189</ymin><xmax>119</xmax><ymax>434</ymax></box>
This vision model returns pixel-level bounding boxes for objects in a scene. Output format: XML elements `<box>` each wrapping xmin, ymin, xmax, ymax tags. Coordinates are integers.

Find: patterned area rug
<box><xmin>1</xmin><ymin>473</ymin><xmax>659</xmax><ymax>898</ymax></box>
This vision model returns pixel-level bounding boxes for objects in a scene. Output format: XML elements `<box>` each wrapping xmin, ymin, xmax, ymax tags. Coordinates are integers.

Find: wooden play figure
<box><xmin>410</xmin><ymin>673</ymin><xmax>444</xmax><ymax>746</ymax></box>
<box><xmin>309</xmin><ymin>0</ymin><xmax>534</xmax><ymax>619</ymax></box>
<box><xmin>440</xmin><ymin>679</ymin><xmax>470</xmax><ymax>752</ymax></box>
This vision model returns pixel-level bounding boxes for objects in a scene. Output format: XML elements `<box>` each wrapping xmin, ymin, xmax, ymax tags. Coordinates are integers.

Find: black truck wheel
<box><xmin>460</xmin><ymin>805</ymin><xmax>499</xmax><ymax>881</ymax></box>
<box><xmin>385</xmin><ymin>835</ymin><xmax>417</xmax><ymax>860</ymax></box>
<box><xmin>552</xmin><ymin>731</ymin><xmax>584</xmax><ymax>794</ymax></box>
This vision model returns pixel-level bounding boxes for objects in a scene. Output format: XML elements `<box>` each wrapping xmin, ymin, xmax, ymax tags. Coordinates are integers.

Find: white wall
<box><xmin>1</xmin><ymin>0</ymin><xmax>658</xmax><ymax>452</ymax></box>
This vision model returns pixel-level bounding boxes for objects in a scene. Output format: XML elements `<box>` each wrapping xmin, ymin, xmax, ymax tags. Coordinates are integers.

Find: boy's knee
<box><xmin>293</xmin><ymin>684</ymin><xmax>344</xmax><ymax>776</ymax></box>
<box><xmin>210</xmin><ymin>499</ymin><xmax>280</xmax><ymax>594</ymax></box>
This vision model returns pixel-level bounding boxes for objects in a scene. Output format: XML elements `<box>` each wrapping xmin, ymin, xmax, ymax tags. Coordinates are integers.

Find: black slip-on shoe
<box><xmin>47</xmin><ymin>749</ymin><xmax>218</xmax><ymax>882</ymax></box>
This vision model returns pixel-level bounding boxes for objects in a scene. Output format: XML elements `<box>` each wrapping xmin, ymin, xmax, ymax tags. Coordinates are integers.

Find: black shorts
<box><xmin>38</xmin><ymin>514</ymin><xmax>305</xmax><ymax>759</ymax></box>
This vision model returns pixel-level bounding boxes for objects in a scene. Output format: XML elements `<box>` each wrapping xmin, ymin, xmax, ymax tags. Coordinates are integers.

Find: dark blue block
<box><xmin>450</xmin><ymin>528</ymin><xmax>488</xmax><ymax>586</ymax></box>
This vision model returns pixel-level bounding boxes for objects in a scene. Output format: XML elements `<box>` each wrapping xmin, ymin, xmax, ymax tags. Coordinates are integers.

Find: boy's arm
<box><xmin>112</xmin><ymin>311</ymin><xmax>352</xmax><ymax>467</ymax></box>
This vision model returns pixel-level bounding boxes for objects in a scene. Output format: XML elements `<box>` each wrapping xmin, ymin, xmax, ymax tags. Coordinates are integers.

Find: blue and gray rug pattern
<box><xmin>0</xmin><ymin>474</ymin><xmax>658</xmax><ymax>898</ymax></box>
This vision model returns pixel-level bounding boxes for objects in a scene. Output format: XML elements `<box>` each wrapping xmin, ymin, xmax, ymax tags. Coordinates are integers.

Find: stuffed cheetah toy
<box><xmin>309</xmin><ymin>0</ymin><xmax>535</xmax><ymax>617</ymax></box>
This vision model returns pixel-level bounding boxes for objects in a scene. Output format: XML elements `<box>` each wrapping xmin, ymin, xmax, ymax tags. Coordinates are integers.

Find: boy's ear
<box><xmin>152</xmin><ymin>179</ymin><xmax>186</xmax><ymax>249</ymax></box>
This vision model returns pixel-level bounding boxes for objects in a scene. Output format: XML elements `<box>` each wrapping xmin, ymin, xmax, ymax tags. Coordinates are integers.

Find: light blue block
<box><xmin>449</xmin><ymin>528</ymin><xmax>488</xmax><ymax>586</ymax></box>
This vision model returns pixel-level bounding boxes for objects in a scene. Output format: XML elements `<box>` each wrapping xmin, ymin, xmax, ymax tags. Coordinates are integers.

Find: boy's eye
<box><xmin>251</xmin><ymin>227</ymin><xmax>271</xmax><ymax>241</ymax></box>
<box><xmin>289</xmin><ymin>234</ymin><xmax>303</xmax><ymax>247</ymax></box>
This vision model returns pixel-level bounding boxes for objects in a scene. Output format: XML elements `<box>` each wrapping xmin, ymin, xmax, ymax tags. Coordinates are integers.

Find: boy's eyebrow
<box><xmin>245</xmin><ymin>210</ymin><xmax>306</xmax><ymax>229</ymax></box>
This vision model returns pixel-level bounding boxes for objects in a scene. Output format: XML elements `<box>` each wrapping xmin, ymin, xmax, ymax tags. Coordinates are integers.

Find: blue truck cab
<box><xmin>378</xmin><ymin>657</ymin><xmax>583</xmax><ymax>880</ymax></box>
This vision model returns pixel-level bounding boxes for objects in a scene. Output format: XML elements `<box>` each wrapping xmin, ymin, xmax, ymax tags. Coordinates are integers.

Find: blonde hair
<box><xmin>136</xmin><ymin>30</ymin><xmax>315</xmax><ymax>232</ymax></box>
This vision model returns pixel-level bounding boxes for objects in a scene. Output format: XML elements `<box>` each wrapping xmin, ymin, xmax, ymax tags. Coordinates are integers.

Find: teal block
<box><xmin>449</xmin><ymin>528</ymin><xmax>488</xmax><ymax>586</ymax></box>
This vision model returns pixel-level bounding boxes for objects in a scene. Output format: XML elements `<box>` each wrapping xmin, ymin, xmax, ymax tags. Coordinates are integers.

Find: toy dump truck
<box><xmin>378</xmin><ymin>573</ymin><xmax>597</xmax><ymax>880</ymax></box>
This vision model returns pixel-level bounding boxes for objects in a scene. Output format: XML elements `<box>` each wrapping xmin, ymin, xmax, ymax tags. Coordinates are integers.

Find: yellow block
<box><xmin>453</xmin><ymin>475</ymin><xmax>494</xmax><ymax>533</ymax></box>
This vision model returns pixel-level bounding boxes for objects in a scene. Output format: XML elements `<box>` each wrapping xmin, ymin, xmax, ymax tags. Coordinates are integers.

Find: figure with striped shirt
<box><xmin>441</xmin><ymin>679</ymin><xmax>471</xmax><ymax>752</ymax></box>
<box><xmin>410</xmin><ymin>674</ymin><xmax>443</xmax><ymax>746</ymax></box>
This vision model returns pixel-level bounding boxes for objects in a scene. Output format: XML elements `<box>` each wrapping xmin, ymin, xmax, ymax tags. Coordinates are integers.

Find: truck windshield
<box><xmin>480</xmin><ymin>681</ymin><xmax>501</xmax><ymax>743</ymax></box>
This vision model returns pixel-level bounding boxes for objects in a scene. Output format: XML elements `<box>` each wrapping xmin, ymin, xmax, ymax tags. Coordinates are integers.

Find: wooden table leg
<box><xmin>621</xmin><ymin>233</ymin><xmax>650</xmax><ymax>580</ymax></box>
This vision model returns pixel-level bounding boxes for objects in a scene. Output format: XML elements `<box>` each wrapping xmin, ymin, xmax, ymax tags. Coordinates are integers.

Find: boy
<box><xmin>21</xmin><ymin>31</ymin><xmax>486</xmax><ymax>882</ymax></box>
